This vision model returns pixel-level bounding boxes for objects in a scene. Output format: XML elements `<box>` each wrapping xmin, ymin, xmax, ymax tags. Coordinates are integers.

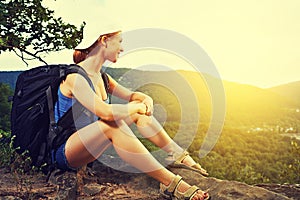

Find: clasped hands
<box><xmin>142</xmin><ymin>97</ymin><xmax>153</xmax><ymax>116</ymax></box>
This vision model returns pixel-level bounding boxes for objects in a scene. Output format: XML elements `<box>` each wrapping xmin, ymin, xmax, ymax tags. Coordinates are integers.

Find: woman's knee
<box><xmin>98</xmin><ymin>119</ymin><xmax>135</xmax><ymax>141</ymax></box>
<box><xmin>135</xmin><ymin>114</ymin><xmax>153</xmax><ymax>127</ymax></box>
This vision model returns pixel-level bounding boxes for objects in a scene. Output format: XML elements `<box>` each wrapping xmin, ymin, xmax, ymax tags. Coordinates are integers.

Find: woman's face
<box><xmin>105</xmin><ymin>33</ymin><xmax>123</xmax><ymax>63</ymax></box>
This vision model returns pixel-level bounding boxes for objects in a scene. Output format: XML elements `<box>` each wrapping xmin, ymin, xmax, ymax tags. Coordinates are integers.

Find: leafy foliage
<box><xmin>0</xmin><ymin>83</ymin><xmax>13</xmax><ymax>131</ymax></box>
<box><xmin>194</xmin><ymin>128</ymin><xmax>299</xmax><ymax>184</ymax></box>
<box><xmin>0</xmin><ymin>129</ymin><xmax>11</xmax><ymax>166</ymax></box>
<box><xmin>0</xmin><ymin>0</ymin><xmax>84</xmax><ymax>65</ymax></box>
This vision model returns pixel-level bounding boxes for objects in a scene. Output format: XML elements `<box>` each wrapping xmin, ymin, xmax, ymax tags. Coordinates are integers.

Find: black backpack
<box><xmin>11</xmin><ymin>64</ymin><xmax>109</xmax><ymax>172</ymax></box>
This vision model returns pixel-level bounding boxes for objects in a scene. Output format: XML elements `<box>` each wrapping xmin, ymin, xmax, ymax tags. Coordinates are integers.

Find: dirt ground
<box><xmin>0</xmin><ymin>166</ymin><xmax>164</xmax><ymax>200</ymax></box>
<box><xmin>0</xmin><ymin>166</ymin><xmax>299</xmax><ymax>200</ymax></box>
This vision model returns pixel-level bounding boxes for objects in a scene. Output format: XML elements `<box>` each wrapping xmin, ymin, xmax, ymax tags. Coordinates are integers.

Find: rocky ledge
<box><xmin>0</xmin><ymin>160</ymin><xmax>299</xmax><ymax>200</ymax></box>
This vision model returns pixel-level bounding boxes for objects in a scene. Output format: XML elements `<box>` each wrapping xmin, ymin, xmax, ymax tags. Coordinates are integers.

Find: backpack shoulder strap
<box><xmin>47</xmin><ymin>64</ymin><xmax>95</xmax><ymax>125</ymax></box>
<box><xmin>67</xmin><ymin>64</ymin><xmax>95</xmax><ymax>90</ymax></box>
<box><xmin>100</xmin><ymin>69</ymin><xmax>110</xmax><ymax>92</ymax></box>
<box><xmin>68</xmin><ymin>64</ymin><xmax>109</xmax><ymax>92</ymax></box>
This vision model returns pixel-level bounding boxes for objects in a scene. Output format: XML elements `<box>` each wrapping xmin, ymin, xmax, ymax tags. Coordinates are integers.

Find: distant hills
<box><xmin>221</xmin><ymin>79</ymin><xmax>300</xmax><ymax>126</ymax></box>
<box><xmin>268</xmin><ymin>81</ymin><xmax>300</xmax><ymax>102</ymax></box>
<box><xmin>108</xmin><ymin>68</ymin><xmax>300</xmax><ymax>127</ymax></box>
<box><xmin>1</xmin><ymin>68</ymin><xmax>299</xmax><ymax>127</ymax></box>
<box><xmin>0</xmin><ymin>71</ymin><xmax>22</xmax><ymax>90</ymax></box>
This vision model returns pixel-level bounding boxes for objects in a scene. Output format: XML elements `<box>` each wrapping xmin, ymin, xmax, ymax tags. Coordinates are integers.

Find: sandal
<box><xmin>166</xmin><ymin>151</ymin><xmax>209</xmax><ymax>177</ymax></box>
<box><xmin>160</xmin><ymin>174</ymin><xmax>210</xmax><ymax>200</ymax></box>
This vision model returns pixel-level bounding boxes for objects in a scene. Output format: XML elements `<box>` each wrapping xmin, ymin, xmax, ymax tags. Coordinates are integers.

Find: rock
<box><xmin>256</xmin><ymin>184</ymin><xmax>300</xmax><ymax>200</ymax></box>
<box><xmin>48</xmin><ymin>169</ymin><xmax>77</xmax><ymax>200</ymax></box>
<box><xmin>0</xmin><ymin>196</ymin><xmax>22</xmax><ymax>200</ymax></box>
<box><xmin>169</xmin><ymin>167</ymin><xmax>291</xmax><ymax>200</ymax></box>
<box><xmin>92</xmin><ymin>160</ymin><xmax>292</xmax><ymax>199</ymax></box>
<box><xmin>83</xmin><ymin>183</ymin><xmax>104</xmax><ymax>196</ymax></box>
<box><xmin>113</xmin><ymin>187</ymin><xmax>127</xmax><ymax>195</ymax></box>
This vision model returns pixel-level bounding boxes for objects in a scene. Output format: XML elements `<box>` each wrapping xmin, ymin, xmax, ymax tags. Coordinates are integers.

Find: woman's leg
<box><xmin>124</xmin><ymin>114</ymin><xmax>181</xmax><ymax>152</ymax></box>
<box><xmin>125</xmin><ymin>114</ymin><xmax>205</xmax><ymax>169</ymax></box>
<box><xmin>64</xmin><ymin>119</ymin><xmax>207</xmax><ymax>199</ymax></box>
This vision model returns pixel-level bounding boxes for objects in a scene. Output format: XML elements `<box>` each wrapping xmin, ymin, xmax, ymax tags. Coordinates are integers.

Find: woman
<box><xmin>52</xmin><ymin>22</ymin><xmax>210</xmax><ymax>200</ymax></box>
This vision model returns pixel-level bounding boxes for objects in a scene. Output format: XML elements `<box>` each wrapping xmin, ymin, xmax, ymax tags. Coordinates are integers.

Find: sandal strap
<box><xmin>174</xmin><ymin>150</ymin><xmax>189</xmax><ymax>164</ymax></box>
<box><xmin>173</xmin><ymin>185</ymin><xmax>200</xmax><ymax>200</ymax></box>
<box><xmin>185</xmin><ymin>185</ymin><xmax>200</xmax><ymax>200</ymax></box>
<box><xmin>160</xmin><ymin>175</ymin><xmax>182</xmax><ymax>196</ymax></box>
<box><xmin>192</xmin><ymin>163</ymin><xmax>208</xmax><ymax>174</ymax></box>
<box><xmin>168</xmin><ymin>175</ymin><xmax>183</xmax><ymax>193</ymax></box>
<box><xmin>168</xmin><ymin>151</ymin><xmax>209</xmax><ymax>177</ymax></box>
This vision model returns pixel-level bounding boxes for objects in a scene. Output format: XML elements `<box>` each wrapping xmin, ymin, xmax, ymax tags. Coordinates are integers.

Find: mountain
<box><xmin>0</xmin><ymin>69</ymin><xmax>299</xmax><ymax>127</ymax></box>
<box><xmin>221</xmin><ymin>80</ymin><xmax>300</xmax><ymax>126</ymax></box>
<box><xmin>115</xmin><ymin>69</ymin><xmax>300</xmax><ymax>126</ymax></box>
<box><xmin>0</xmin><ymin>71</ymin><xmax>22</xmax><ymax>89</ymax></box>
<box><xmin>268</xmin><ymin>81</ymin><xmax>300</xmax><ymax>102</ymax></box>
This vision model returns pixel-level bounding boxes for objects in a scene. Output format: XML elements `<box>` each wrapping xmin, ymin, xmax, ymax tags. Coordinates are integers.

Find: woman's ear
<box><xmin>100</xmin><ymin>36</ymin><xmax>108</xmax><ymax>48</ymax></box>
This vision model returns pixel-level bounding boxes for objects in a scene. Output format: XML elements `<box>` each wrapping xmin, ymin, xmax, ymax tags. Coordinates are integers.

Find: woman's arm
<box><xmin>63</xmin><ymin>74</ymin><xmax>147</xmax><ymax>121</ymax></box>
<box><xmin>107</xmin><ymin>74</ymin><xmax>154</xmax><ymax>115</ymax></box>
<box><xmin>107</xmin><ymin>73</ymin><xmax>133</xmax><ymax>100</ymax></box>
<box><xmin>130</xmin><ymin>91</ymin><xmax>153</xmax><ymax>116</ymax></box>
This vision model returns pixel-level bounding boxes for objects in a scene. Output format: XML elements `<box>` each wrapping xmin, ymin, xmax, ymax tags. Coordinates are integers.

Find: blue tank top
<box><xmin>54</xmin><ymin>87</ymin><xmax>110</xmax><ymax>123</ymax></box>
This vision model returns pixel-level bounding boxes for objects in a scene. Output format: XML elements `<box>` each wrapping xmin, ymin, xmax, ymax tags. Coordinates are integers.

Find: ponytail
<box><xmin>73</xmin><ymin>50</ymin><xmax>88</xmax><ymax>64</ymax></box>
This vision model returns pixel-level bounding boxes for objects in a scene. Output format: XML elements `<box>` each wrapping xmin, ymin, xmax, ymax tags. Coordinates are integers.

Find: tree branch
<box><xmin>12</xmin><ymin>48</ymin><xmax>29</xmax><ymax>66</ymax></box>
<box><xmin>1</xmin><ymin>44</ymin><xmax>48</xmax><ymax>66</ymax></box>
<box><xmin>19</xmin><ymin>47</ymin><xmax>48</xmax><ymax>65</ymax></box>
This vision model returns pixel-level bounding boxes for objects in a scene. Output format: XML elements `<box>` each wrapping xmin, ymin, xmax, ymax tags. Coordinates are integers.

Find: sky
<box><xmin>0</xmin><ymin>0</ymin><xmax>299</xmax><ymax>88</ymax></box>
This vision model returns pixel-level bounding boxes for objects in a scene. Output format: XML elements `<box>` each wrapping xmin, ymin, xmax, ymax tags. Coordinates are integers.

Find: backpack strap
<box><xmin>67</xmin><ymin>64</ymin><xmax>94</xmax><ymax>86</ymax></box>
<box><xmin>65</xmin><ymin>65</ymin><xmax>110</xmax><ymax>122</ymax></box>
<box><xmin>100</xmin><ymin>69</ymin><xmax>110</xmax><ymax>93</ymax></box>
<box><xmin>66</xmin><ymin>64</ymin><xmax>96</xmax><ymax>123</ymax></box>
<box><xmin>46</xmin><ymin>64</ymin><xmax>95</xmax><ymax>127</ymax></box>
<box><xmin>46</xmin><ymin>86</ymin><xmax>56</xmax><ymax>127</ymax></box>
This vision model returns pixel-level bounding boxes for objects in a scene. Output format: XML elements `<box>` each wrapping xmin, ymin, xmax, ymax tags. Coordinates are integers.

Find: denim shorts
<box><xmin>51</xmin><ymin>142</ymin><xmax>76</xmax><ymax>171</ymax></box>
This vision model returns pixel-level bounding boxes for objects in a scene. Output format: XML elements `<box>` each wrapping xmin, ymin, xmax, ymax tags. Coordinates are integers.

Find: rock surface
<box><xmin>0</xmin><ymin>161</ymin><xmax>299</xmax><ymax>199</ymax></box>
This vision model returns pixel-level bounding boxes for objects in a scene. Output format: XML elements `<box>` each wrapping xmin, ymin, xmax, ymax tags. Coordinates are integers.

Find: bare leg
<box><xmin>64</xmin><ymin>119</ymin><xmax>207</xmax><ymax>199</ymax></box>
<box><xmin>124</xmin><ymin>114</ymin><xmax>182</xmax><ymax>152</ymax></box>
<box><xmin>65</xmin><ymin>120</ymin><xmax>173</xmax><ymax>183</ymax></box>
<box><xmin>125</xmin><ymin>114</ymin><xmax>207</xmax><ymax>170</ymax></box>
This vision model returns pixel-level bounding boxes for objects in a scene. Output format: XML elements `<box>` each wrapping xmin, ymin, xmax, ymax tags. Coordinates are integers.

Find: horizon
<box><xmin>0</xmin><ymin>66</ymin><xmax>299</xmax><ymax>89</ymax></box>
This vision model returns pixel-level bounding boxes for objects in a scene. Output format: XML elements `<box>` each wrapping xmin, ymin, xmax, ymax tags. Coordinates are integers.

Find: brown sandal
<box><xmin>166</xmin><ymin>151</ymin><xmax>209</xmax><ymax>176</ymax></box>
<box><xmin>160</xmin><ymin>175</ymin><xmax>210</xmax><ymax>200</ymax></box>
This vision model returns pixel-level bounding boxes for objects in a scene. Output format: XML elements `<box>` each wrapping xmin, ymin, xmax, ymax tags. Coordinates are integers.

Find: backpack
<box><xmin>11</xmin><ymin>64</ymin><xmax>109</xmax><ymax>172</ymax></box>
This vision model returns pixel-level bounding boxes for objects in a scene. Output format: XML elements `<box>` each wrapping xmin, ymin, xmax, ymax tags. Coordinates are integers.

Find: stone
<box><xmin>169</xmin><ymin>167</ymin><xmax>291</xmax><ymax>200</ymax></box>
<box><xmin>83</xmin><ymin>183</ymin><xmax>105</xmax><ymax>196</ymax></box>
<box><xmin>48</xmin><ymin>169</ymin><xmax>77</xmax><ymax>200</ymax></box>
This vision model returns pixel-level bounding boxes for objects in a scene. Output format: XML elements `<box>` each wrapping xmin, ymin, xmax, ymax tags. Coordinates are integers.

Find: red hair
<box><xmin>73</xmin><ymin>50</ymin><xmax>88</xmax><ymax>64</ymax></box>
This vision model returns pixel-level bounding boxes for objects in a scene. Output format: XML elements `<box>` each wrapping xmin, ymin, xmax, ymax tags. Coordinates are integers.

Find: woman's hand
<box><xmin>142</xmin><ymin>96</ymin><xmax>153</xmax><ymax>116</ymax></box>
<box><xmin>129</xmin><ymin>101</ymin><xmax>147</xmax><ymax>115</ymax></box>
<box><xmin>137</xmin><ymin>103</ymin><xmax>147</xmax><ymax>115</ymax></box>
<box><xmin>130</xmin><ymin>91</ymin><xmax>154</xmax><ymax>116</ymax></box>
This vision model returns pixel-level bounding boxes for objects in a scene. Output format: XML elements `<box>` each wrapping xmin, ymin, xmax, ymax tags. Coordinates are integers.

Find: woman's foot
<box><xmin>166</xmin><ymin>151</ymin><xmax>209</xmax><ymax>176</ymax></box>
<box><xmin>160</xmin><ymin>175</ymin><xmax>210</xmax><ymax>200</ymax></box>
<box><xmin>176</xmin><ymin>180</ymin><xmax>209</xmax><ymax>200</ymax></box>
<box><xmin>180</xmin><ymin>153</ymin><xmax>209</xmax><ymax>176</ymax></box>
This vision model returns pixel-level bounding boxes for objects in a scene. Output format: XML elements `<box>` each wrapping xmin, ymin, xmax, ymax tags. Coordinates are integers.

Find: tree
<box><xmin>0</xmin><ymin>0</ymin><xmax>84</xmax><ymax>66</ymax></box>
<box><xmin>0</xmin><ymin>83</ymin><xmax>13</xmax><ymax>131</ymax></box>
